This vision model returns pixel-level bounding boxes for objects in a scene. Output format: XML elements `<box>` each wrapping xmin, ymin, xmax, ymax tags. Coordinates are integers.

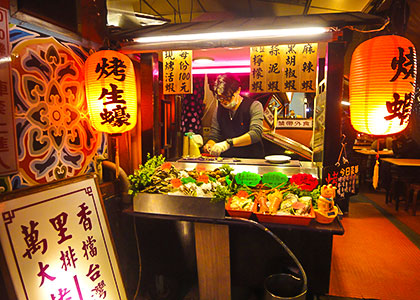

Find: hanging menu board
<box><xmin>250</xmin><ymin>43</ymin><xmax>317</xmax><ymax>93</ymax></box>
<box><xmin>322</xmin><ymin>163</ymin><xmax>359</xmax><ymax>198</ymax></box>
<box><xmin>163</xmin><ymin>50</ymin><xmax>192</xmax><ymax>95</ymax></box>
<box><xmin>0</xmin><ymin>174</ymin><xmax>127</xmax><ymax>300</ymax></box>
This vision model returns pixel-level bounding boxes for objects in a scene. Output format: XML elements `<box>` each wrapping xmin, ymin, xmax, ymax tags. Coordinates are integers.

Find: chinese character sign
<box><xmin>349</xmin><ymin>35</ymin><xmax>417</xmax><ymax>136</ymax></box>
<box><xmin>163</xmin><ymin>50</ymin><xmax>192</xmax><ymax>95</ymax></box>
<box><xmin>0</xmin><ymin>7</ymin><xmax>18</xmax><ymax>175</ymax></box>
<box><xmin>85</xmin><ymin>50</ymin><xmax>137</xmax><ymax>134</ymax></box>
<box><xmin>0</xmin><ymin>175</ymin><xmax>127</xmax><ymax>300</ymax></box>
<box><xmin>322</xmin><ymin>164</ymin><xmax>359</xmax><ymax>198</ymax></box>
<box><xmin>250</xmin><ymin>43</ymin><xmax>317</xmax><ymax>93</ymax></box>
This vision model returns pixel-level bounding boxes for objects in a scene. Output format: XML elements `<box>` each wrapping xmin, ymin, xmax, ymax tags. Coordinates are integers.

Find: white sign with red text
<box><xmin>0</xmin><ymin>174</ymin><xmax>127</xmax><ymax>300</ymax></box>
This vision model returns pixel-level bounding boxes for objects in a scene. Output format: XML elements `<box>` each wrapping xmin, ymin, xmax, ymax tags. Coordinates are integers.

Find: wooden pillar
<box><xmin>323</xmin><ymin>42</ymin><xmax>345</xmax><ymax>167</ymax></box>
<box><xmin>139</xmin><ymin>53</ymin><xmax>161</xmax><ymax>163</ymax></box>
<box><xmin>194</xmin><ymin>223</ymin><xmax>231</xmax><ymax>300</ymax></box>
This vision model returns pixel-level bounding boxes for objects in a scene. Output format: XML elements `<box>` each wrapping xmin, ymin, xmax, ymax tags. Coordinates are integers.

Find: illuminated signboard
<box><xmin>250</xmin><ymin>43</ymin><xmax>318</xmax><ymax>93</ymax></box>
<box><xmin>0</xmin><ymin>174</ymin><xmax>127</xmax><ymax>300</ymax></box>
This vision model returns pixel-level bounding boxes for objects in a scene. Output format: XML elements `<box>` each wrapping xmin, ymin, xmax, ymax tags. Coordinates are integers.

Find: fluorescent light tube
<box><xmin>135</xmin><ymin>27</ymin><xmax>329</xmax><ymax>43</ymax></box>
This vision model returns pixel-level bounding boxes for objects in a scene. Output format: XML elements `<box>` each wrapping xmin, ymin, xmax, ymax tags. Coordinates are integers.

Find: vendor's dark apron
<box><xmin>217</xmin><ymin>97</ymin><xmax>264</xmax><ymax>158</ymax></box>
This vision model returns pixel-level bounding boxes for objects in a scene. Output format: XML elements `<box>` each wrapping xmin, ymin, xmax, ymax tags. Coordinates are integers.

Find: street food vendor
<box><xmin>203</xmin><ymin>74</ymin><xmax>264</xmax><ymax>158</ymax></box>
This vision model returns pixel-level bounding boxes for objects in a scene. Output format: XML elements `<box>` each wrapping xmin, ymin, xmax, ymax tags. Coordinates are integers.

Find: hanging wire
<box><xmin>190</xmin><ymin>0</ymin><xmax>193</xmax><ymax>22</ymax></box>
<box><xmin>142</xmin><ymin>0</ymin><xmax>165</xmax><ymax>19</ymax></box>
<box><xmin>165</xmin><ymin>0</ymin><xmax>179</xmax><ymax>22</ymax></box>
<box><xmin>177</xmin><ymin>0</ymin><xmax>182</xmax><ymax>22</ymax></box>
<box><xmin>196</xmin><ymin>0</ymin><xmax>207</xmax><ymax>12</ymax></box>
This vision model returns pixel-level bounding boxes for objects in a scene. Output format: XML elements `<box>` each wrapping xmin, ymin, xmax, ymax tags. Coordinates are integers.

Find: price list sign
<box><xmin>163</xmin><ymin>50</ymin><xmax>192</xmax><ymax>95</ymax></box>
<box><xmin>250</xmin><ymin>43</ymin><xmax>317</xmax><ymax>93</ymax></box>
<box><xmin>0</xmin><ymin>7</ymin><xmax>18</xmax><ymax>176</ymax></box>
<box><xmin>0</xmin><ymin>174</ymin><xmax>127</xmax><ymax>300</ymax></box>
<box><xmin>322</xmin><ymin>164</ymin><xmax>359</xmax><ymax>198</ymax></box>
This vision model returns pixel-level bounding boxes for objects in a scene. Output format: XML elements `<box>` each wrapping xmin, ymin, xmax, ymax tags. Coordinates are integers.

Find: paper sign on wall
<box><xmin>250</xmin><ymin>43</ymin><xmax>318</xmax><ymax>93</ymax></box>
<box><xmin>0</xmin><ymin>174</ymin><xmax>127</xmax><ymax>300</ymax></box>
<box><xmin>163</xmin><ymin>50</ymin><xmax>192</xmax><ymax>95</ymax></box>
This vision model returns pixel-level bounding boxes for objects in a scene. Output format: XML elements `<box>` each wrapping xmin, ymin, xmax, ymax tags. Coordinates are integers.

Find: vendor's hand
<box><xmin>210</xmin><ymin>141</ymin><xmax>230</xmax><ymax>157</ymax></box>
<box><xmin>203</xmin><ymin>143</ymin><xmax>213</xmax><ymax>153</ymax></box>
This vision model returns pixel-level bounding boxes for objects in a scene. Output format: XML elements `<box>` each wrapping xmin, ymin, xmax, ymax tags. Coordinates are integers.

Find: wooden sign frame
<box><xmin>0</xmin><ymin>174</ymin><xmax>127</xmax><ymax>300</ymax></box>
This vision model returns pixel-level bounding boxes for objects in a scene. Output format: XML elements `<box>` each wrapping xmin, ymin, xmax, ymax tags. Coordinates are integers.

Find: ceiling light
<box><xmin>135</xmin><ymin>27</ymin><xmax>329</xmax><ymax>44</ymax></box>
<box><xmin>192</xmin><ymin>59</ymin><xmax>250</xmax><ymax>68</ymax></box>
<box><xmin>192</xmin><ymin>67</ymin><xmax>251</xmax><ymax>75</ymax></box>
<box><xmin>192</xmin><ymin>57</ymin><xmax>215</xmax><ymax>65</ymax></box>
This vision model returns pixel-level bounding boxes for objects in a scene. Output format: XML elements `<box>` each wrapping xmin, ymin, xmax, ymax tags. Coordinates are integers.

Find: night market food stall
<box><xmin>109</xmin><ymin>12</ymin><xmax>387</xmax><ymax>299</ymax></box>
<box><xmin>0</xmin><ymin>3</ymin><xmax>399</xmax><ymax>299</ymax></box>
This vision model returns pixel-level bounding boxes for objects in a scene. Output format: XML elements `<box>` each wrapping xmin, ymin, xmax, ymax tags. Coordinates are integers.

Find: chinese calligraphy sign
<box><xmin>385</xmin><ymin>45</ymin><xmax>416</xmax><ymax>125</ymax></box>
<box><xmin>85</xmin><ymin>50</ymin><xmax>137</xmax><ymax>134</ymax></box>
<box><xmin>163</xmin><ymin>50</ymin><xmax>192</xmax><ymax>95</ymax></box>
<box><xmin>250</xmin><ymin>43</ymin><xmax>317</xmax><ymax>93</ymax></box>
<box><xmin>349</xmin><ymin>35</ymin><xmax>417</xmax><ymax>135</ymax></box>
<box><xmin>322</xmin><ymin>164</ymin><xmax>359</xmax><ymax>198</ymax></box>
<box><xmin>0</xmin><ymin>174</ymin><xmax>127</xmax><ymax>300</ymax></box>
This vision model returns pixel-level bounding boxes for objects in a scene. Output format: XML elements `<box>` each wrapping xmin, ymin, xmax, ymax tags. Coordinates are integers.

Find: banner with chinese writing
<box><xmin>250</xmin><ymin>43</ymin><xmax>317</xmax><ymax>93</ymax></box>
<box><xmin>322</xmin><ymin>163</ymin><xmax>359</xmax><ymax>198</ymax></box>
<box><xmin>0</xmin><ymin>174</ymin><xmax>127</xmax><ymax>300</ymax></box>
<box><xmin>163</xmin><ymin>50</ymin><xmax>192</xmax><ymax>95</ymax></box>
<box><xmin>0</xmin><ymin>8</ymin><xmax>18</xmax><ymax>176</ymax></box>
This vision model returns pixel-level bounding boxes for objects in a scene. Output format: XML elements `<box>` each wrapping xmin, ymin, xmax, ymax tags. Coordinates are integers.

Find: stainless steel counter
<box><xmin>174</xmin><ymin>158</ymin><xmax>319</xmax><ymax>178</ymax></box>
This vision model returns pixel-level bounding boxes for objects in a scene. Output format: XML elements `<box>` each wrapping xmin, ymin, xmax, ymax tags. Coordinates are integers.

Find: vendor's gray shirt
<box><xmin>208</xmin><ymin>100</ymin><xmax>264</xmax><ymax>143</ymax></box>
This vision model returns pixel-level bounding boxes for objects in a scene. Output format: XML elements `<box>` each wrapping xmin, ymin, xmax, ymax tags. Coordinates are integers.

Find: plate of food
<box><xmin>264</xmin><ymin>155</ymin><xmax>291</xmax><ymax>164</ymax></box>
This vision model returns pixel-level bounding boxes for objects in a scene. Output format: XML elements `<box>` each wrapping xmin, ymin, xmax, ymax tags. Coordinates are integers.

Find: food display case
<box><xmin>132</xmin><ymin>158</ymin><xmax>319</xmax><ymax>221</ymax></box>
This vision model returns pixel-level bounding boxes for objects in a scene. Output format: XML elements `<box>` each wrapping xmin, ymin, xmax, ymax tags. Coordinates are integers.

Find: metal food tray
<box><xmin>133</xmin><ymin>193</ymin><xmax>225</xmax><ymax>219</ymax></box>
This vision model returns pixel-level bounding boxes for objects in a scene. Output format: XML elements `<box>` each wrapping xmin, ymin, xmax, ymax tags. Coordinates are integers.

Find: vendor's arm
<box><xmin>229</xmin><ymin>101</ymin><xmax>263</xmax><ymax>147</ymax></box>
<box><xmin>203</xmin><ymin>111</ymin><xmax>222</xmax><ymax>152</ymax></box>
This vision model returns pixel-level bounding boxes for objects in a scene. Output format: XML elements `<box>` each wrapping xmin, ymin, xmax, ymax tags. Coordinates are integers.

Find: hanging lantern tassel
<box><xmin>372</xmin><ymin>140</ymin><xmax>380</xmax><ymax>190</ymax></box>
<box><xmin>115</xmin><ymin>135</ymin><xmax>120</xmax><ymax>179</ymax></box>
<box><xmin>372</xmin><ymin>158</ymin><xmax>379</xmax><ymax>190</ymax></box>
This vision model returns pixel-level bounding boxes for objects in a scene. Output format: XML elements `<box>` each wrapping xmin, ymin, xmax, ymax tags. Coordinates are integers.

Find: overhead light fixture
<box><xmin>192</xmin><ymin>59</ymin><xmax>250</xmax><ymax>67</ymax></box>
<box><xmin>192</xmin><ymin>67</ymin><xmax>251</xmax><ymax>75</ymax></box>
<box><xmin>192</xmin><ymin>59</ymin><xmax>251</xmax><ymax>74</ymax></box>
<box><xmin>192</xmin><ymin>57</ymin><xmax>215</xmax><ymax>65</ymax></box>
<box><xmin>135</xmin><ymin>27</ymin><xmax>329</xmax><ymax>44</ymax></box>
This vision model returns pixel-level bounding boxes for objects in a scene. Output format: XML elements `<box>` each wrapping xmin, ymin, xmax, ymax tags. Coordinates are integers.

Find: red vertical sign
<box><xmin>0</xmin><ymin>8</ymin><xmax>18</xmax><ymax>176</ymax></box>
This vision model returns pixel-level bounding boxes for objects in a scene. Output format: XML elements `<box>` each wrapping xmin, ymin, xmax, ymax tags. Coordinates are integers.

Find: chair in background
<box><xmin>406</xmin><ymin>183</ymin><xmax>420</xmax><ymax>216</ymax></box>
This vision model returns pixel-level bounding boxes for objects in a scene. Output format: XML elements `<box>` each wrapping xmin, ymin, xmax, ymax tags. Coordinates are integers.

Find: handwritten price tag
<box><xmin>262</xmin><ymin>172</ymin><xmax>288</xmax><ymax>188</ymax></box>
<box><xmin>235</xmin><ymin>172</ymin><xmax>261</xmax><ymax>187</ymax></box>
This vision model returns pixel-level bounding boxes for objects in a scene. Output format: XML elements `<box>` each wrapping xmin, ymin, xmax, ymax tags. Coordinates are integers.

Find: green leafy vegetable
<box><xmin>128</xmin><ymin>154</ymin><xmax>166</xmax><ymax>195</ymax></box>
<box><xmin>219</xmin><ymin>164</ymin><xmax>234</xmax><ymax>177</ymax></box>
<box><xmin>212</xmin><ymin>185</ymin><xmax>234</xmax><ymax>203</ymax></box>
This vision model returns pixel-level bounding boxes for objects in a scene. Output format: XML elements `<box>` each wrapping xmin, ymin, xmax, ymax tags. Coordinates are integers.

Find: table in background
<box><xmin>124</xmin><ymin>209</ymin><xmax>344</xmax><ymax>300</ymax></box>
<box><xmin>380</xmin><ymin>158</ymin><xmax>420</xmax><ymax>209</ymax></box>
<box><xmin>353</xmin><ymin>149</ymin><xmax>394</xmax><ymax>187</ymax></box>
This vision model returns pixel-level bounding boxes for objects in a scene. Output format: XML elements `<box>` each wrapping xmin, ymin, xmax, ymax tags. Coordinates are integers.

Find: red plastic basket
<box><xmin>255</xmin><ymin>207</ymin><xmax>315</xmax><ymax>225</ymax></box>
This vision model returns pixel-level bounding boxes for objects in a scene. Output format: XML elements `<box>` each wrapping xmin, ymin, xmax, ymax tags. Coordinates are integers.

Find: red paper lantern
<box><xmin>349</xmin><ymin>35</ymin><xmax>417</xmax><ymax>136</ymax></box>
<box><xmin>85</xmin><ymin>50</ymin><xmax>137</xmax><ymax>134</ymax></box>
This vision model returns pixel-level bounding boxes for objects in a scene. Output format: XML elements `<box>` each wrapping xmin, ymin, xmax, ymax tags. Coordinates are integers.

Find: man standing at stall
<box><xmin>203</xmin><ymin>74</ymin><xmax>264</xmax><ymax>158</ymax></box>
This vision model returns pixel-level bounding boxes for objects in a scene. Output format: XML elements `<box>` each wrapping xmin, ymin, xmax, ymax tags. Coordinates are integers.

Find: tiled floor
<box><xmin>328</xmin><ymin>186</ymin><xmax>420</xmax><ymax>300</ymax></box>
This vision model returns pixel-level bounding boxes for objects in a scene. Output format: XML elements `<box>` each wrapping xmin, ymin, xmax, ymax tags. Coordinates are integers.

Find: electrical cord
<box><xmin>132</xmin><ymin>216</ymin><xmax>143</xmax><ymax>300</ymax></box>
